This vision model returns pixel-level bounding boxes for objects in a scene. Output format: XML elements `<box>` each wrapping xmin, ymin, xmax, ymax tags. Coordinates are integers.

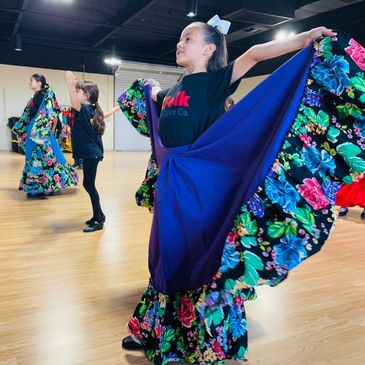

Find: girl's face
<box><xmin>176</xmin><ymin>25</ymin><xmax>215</xmax><ymax>70</ymax></box>
<box><xmin>29</xmin><ymin>77</ymin><xmax>41</xmax><ymax>91</ymax></box>
<box><xmin>76</xmin><ymin>88</ymin><xmax>89</xmax><ymax>103</ymax></box>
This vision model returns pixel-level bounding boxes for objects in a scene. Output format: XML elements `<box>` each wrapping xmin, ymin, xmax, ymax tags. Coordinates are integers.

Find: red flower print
<box><xmin>54</xmin><ymin>174</ymin><xmax>60</xmax><ymax>182</ymax></box>
<box><xmin>300</xmin><ymin>134</ymin><xmax>312</xmax><ymax>147</ymax></box>
<box><xmin>213</xmin><ymin>340</ymin><xmax>225</xmax><ymax>359</ymax></box>
<box><xmin>227</xmin><ymin>231</ymin><xmax>238</xmax><ymax>244</ymax></box>
<box><xmin>177</xmin><ymin>295</ymin><xmax>195</xmax><ymax>328</ymax></box>
<box><xmin>345</xmin><ymin>38</ymin><xmax>365</xmax><ymax>71</ymax></box>
<box><xmin>296</xmin><ymin>177</ymin><xmax>330</xmax><ymax>210</ymax></box>
<box><xmin>155</xmin><ymin>324</ymin><xmax>162</xmax><ymax>339</ymax></box>
<box><xmin>234</xmin><ymin>294</ymin><xmax>243</xmax><ymax>306</ymax></box>
<box><xmin>129</xmin><ymin>317</ymin><xmax>141</xmax><ymax>338</ymax></box>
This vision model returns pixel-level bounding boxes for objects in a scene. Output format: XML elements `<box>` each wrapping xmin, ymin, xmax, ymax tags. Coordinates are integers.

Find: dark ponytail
<box><xmin>93</xmin><ymin>103</ymin><xmax>105</xmax><ymax>136</ymax></box>
<box><xmin>190</xmin><ymin>22</ymin><xmax>228</xmax><ymax>72</ymax></box>
<box><xmin>76</xmin><ymin>81</ymin><xmax>105</xmax><ymax>136</ymax></box>
<box><xmin>31</xmin><ymin>73</ymin><xmax>49</xmax><ymax>92</ymax></box>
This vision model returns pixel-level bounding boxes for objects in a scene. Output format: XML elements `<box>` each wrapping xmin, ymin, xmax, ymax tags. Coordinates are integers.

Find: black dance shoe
<box><xmin>121</xmin><ymin>336</ymin><xmax>144</xmax><ymax>350</ymax></box>
<box><xmin>85</xmin><ymin>213</ymin><xmax>106</xmax><ymax>225</ymax></box>
<box><xmin>361</xmin><ymin>209</ymin><xmax>365</xmax><ymax>220</ymax></box>
<box><xmin>83</xmin><ymin>220</ymin><xmax>103</xmax><ymax>233</ymax></box>
<box><xmin>26</xmin><ymin>192</ymin><xmax>46</xmax><ymax>199</ymax></box>
<box><xmin>338</xmin><ymin>207</ymin><xmax>349</xmax><ymax>216</ymax></box>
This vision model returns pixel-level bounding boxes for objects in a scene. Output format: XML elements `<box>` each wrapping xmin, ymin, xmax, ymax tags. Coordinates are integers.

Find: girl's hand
<box><xmin>144</xmin><ymin>79</ymin><xmax>161</xmax><ymax>88</ymax></box>
<box><xmin>304</xmin><ymin>26</ymin><xmax>337</xmax><ymax>46</ymax></box>
<box><xmin>66</xmin><ymin>71</ymin><xmax>77</xmax><ymax>84</ymax></box>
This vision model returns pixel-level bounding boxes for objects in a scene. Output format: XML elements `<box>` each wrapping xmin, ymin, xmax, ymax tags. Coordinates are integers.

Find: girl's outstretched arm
<box><xmin>231</xmin><ymin>26</ymin><xmax>337</xmax><ymax>84</ymax></box>
<box><xmin>66</xmin><ymin>71</ymin><xmax>81</xmax><ymax>111</ymax></box>
<box><xmin>104</xmin><ymin>104</ymin><xmax>120</xmax><ymax>119</ymax></box>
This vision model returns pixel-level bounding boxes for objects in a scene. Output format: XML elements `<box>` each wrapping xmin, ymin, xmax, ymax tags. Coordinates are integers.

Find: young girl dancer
<box><xmin>66</xmin><ymin>72</ymin><xmax>105</xmax><ymax>233</ymax></box>
<box><xmin>13</xmin><ymin>73</ymin><xmax>78</xmax><ymax>197</ymax></box>
<box><xmin>119</xmin><ymin>16</ymin><xmax>365</xmax><ymax>364</ymax></box>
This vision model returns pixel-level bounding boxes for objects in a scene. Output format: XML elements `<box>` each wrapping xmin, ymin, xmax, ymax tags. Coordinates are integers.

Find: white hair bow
<box><xmin>207</xmin><ymin>14</ymin><xmax>231</xmax><ymax>35</ymax></box>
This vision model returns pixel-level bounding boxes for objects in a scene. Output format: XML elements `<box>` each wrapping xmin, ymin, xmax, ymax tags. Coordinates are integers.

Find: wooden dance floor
<box><xmin>0</xmin><ymin>151</ymin><xmax>364</xmax><ymax>365</ymax></box>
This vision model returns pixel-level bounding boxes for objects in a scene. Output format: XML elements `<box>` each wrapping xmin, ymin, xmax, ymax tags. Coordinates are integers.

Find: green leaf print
<box><xmin>241</xmin><ymin>212</ymin><xmax>258</xmax><ymax>235</ymax></box>
<box><xmin>350</xmin><ymin>76</ymin><xmax>365</xmax><ymax>92</ymax></box>
<box><xmin>241</xmin><ymin>236</ymin><xmax>258</xmax><ymax>248</ymax></box>
<box><xmin>146</xmin><ymin>349</ymin><xmax>154</xmax><ymax>360</ymax></box>
<box><xmin>342</xmin><ymin>175</ymin><xmax>354</xmax><ymax>184</ymax></box>
<box><xmin>224</xmin><ymin>278</ymin><xmax>236</xmax><ymax>290</ymax></box>
<box><xmin>237</xmin><ymin>346</ymin><xmax>247</xmax><ymax>359</ymax></box>
<box><xmin>268</xmin><ymin>221</ymin><xmax>286</xmax><ymax>238</ymax></box>
<box><xmin>294</xmin><ymin>207</ymin><xmax>315</xmax><ymax>234</ymax></box>
<box><xmin>160</xmin><ymin>342</ymin><xmax>171</xmax><ymax>353</ymax></box>
<box><xmin>186</xmin><ymin>354</ymin><xmax>198</xmax><ymax>363</ymax></box>
<box><xmin>243</xmin><ymin>251</ymin><xmax>264</xmax><ymax>286</ymax></box>
<box><xmin>303</xmin><ymin>107</ymin><xmax>330</xmax><ymax>128</ymax></box>
<box><xmin>320</xmin><ymin>37</ymin><xmax>333</xmax><ymax>57</ymax></box>
<box><xmin>336</xmin><ymin>103</ymin><xmax>362</xmax><ymax>119</ymax></box>
<box><xmin>284</xmin><ymin>223</ymin><xmax>297</xmax><ymax>236</ymax></box>
<box><xmin>163</xmin><ymin>328</ymin><xmax>176</xmax><ymax>342</ymax></box>
<box><xmin>292</xmin><ymin>153</ymin><xmax>304</xmax><ymax>167</ymax></box>
<box><xmin>327</xmin><ymin>126</ymin><xmax>340</xmax><ymax>143</ymax></box>
<box><xmin>360</xmin><ymin>93</ymin><xmax>365</xmax><ymax>103</ymax></box>
<box><xmin>346</xmin><ymin>156</ymin><xmax>365</xmax><ymax>172</ymax></box>
<box><xmin>323</xmin><ymin>141</ymin><xmax>337</xmax><ymax>156</ymax></box>
<box><xmin>346</xmin><ymin>87</ymin><xmax>355</xmax><ymax>99</ymax></box>
<box><xmin>293</xmin><ymin>113</ymin><xmax>308</xmax><ymax>130</ymax></box>
<box><xmin>259</xmin><ymin>240</ymin><xmax>270</xmax><ymax>251</ymax></box>
<box><xmin>211</xmin><ymin>307</ymin><xmax>224</xmax><ymax>326</ymax></box>
<box><xmin>337</xmin><ymin>142</ymin><xmax>361</xmax><ymax>158</ymax></box>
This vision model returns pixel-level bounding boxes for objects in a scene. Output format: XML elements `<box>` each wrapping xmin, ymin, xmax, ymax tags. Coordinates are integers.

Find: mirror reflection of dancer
<box><xmin>66</xmin><ymin>71</ymin><xmax>106</xmax><ymax>233</ymax></box>
<box><xmin>337</xmin><ymin>173</ymin><xmax>365</xmax><ymax>219</ymax></box>
<box><xmin>12</xmin><ymin>73</ymin><xmax>78</xmax><ymax>198</ymax></box>
<box><xmin>118</xmin><ymin>14</ymin><xmax>354</xmax><ymax>364</ymax></box>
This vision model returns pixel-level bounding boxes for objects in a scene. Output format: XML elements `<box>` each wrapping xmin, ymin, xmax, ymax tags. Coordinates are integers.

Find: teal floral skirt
<box><xmin>19</xmin><ymin>122</ymin><xmax>78</xmax><ymax>195</ymax></box>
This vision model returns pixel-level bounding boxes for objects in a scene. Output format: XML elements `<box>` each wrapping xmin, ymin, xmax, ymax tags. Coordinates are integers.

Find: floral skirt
<box><xmin>19</xmin><ymin>131</ymin><xmax>78</xmax><ymax>195</ymax></box>
<box><xmin>129</xmin><ymin>277</ymin><xmax>256</xmax><ymax>365</ymax></box>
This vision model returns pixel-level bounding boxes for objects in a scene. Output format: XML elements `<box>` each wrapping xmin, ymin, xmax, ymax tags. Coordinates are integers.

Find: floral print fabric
<box><xmin>119</xmin><ymin>33</ymin><xmax>365</xmax><ymax>364</ymax></box>
<box><xmin>118</xmin><ymin>84</ymin><xmax>158</xmax><ymax>211</ymax></box>
<box><xmin>13</xmin><ymin>88</ymin><xmax>78</xmax><ymax>194</ymax></box>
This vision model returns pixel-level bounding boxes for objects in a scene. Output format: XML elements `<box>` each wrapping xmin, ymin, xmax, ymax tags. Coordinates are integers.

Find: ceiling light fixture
<box><xmin>186</xmin><ymin>0</ymin><xmax>197</xmax><ymax>17</ymax></box>
<box><xmin>275</xmin><ymin>30</ymin><xmax>296</xmax><ymax>40</ymax></box>
<box><xmin>104</xmin><ymin>57</ymin><xmax>121</xmax><ymax>66</ymax></box>
<box><xmin>14</xmin><ymin>34</ymin><xmax>22</xmax><ymax>52</ymax></box>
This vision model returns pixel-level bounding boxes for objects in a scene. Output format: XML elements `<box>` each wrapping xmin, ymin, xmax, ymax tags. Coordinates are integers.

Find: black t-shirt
<box><xmin>156</xmin><ymin>62</ymin><xmax>240</xmax><ymax>148</ymax></box>
<box><xmin>29</xmin><ymin>91</ymin><xmax>45</xmax><ymax>118</ymax></box>
<box><xmin>72</xmin><ymin>104</ymin><xmax>104</xmax><ymax>159</ymax></box>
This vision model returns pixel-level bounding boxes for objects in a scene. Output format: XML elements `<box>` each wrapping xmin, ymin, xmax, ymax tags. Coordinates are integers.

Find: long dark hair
<box><xmin>191</xmin><ymin>22</ymin><xmax>228</xmax><ymax>72</ymax></box>
<box><xmin>76</xmin><ymin>80</ymin><xmax>105</xmax><ymax>136</ymax></box>
<box><xmin>31</xmin><ymin>73</ymin><xmax>49</xmax><ymax>92</ymax></box>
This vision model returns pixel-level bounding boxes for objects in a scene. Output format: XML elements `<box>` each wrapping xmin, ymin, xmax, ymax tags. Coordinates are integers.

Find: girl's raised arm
<box><xmin>66</xmin><ymin>71</ymin><xmax>81</xmax><ymax>111</ymax></box>
<box><xmin>231</xmin><ymin>26</ymin><xmax>337</xmax><ymax>84</ymax></box>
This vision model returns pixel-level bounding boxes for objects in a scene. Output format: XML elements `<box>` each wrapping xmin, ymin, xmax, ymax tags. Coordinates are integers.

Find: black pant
<box><xmin>83</xmin><ymin>157</ymin><xmax>103</xmax><ymax>222</ymax></box>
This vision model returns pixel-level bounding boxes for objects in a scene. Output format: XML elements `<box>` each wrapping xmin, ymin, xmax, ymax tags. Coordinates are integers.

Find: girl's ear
<box><xmin>204</xmin><ymin>43</ymin><xmax>216</xmax><ymax>58</ymax></box>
